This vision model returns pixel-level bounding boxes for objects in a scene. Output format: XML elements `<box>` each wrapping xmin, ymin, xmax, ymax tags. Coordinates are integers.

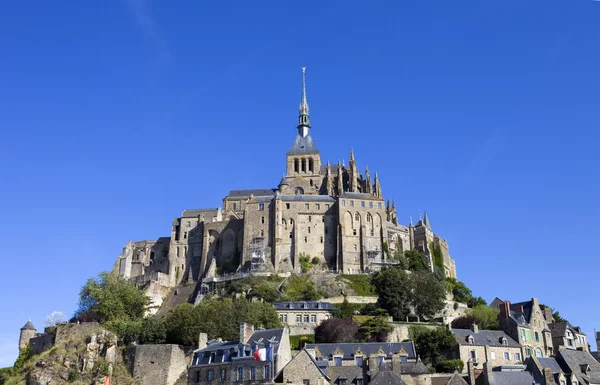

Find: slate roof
<box><xmin>442</xmin><ymin>372</ymin><xmax>469</xmax><ymax>385</ymax></box>
<box><xmin>21</xmin><ymin>320</ymin><xmax>35</xmax><ymax>330</ymax></box>
<box><xmin>537</xmin><ymin>357</ymin><xmax>562</xmax><ymax>374</ymax></box>
<box><xmin>556</xmin><ymin>348</ymin><xmax>600</xmax><ymax>384</ymax></box>
<box><xmin>305</xmin><ymin>342</ymin><xmax>416</xmax><ymax>360</ymax></box>
<box><xmin>288</xmin><ymin>134</ymin><xmax>319</xmax><ymax>154</ymax></box>
<box><xmin>592</xmin><ymin>351</ymin><xmax>599</xmax><ymax>360</ymax></box>
<box><xmin>399</xmin><ymin>361</ymin><xmax>429</xmax><ymax>374</ymax></box>
<box><xmin>181</xmin><ymin>208</ymin><xmax>217</xmax><ymax>218</ymax></box>
<box><xmin>326</xmin><ymin>366</ymin><xmax>364</xmax><ymax>385</ymax></box>
<box><xmin>273</xmin><ymin>301</ymin><xmax>336</xmax><ymax>311</ymax></box>
<box><xmin>191</xmin><ymin>328</ymin><xmax>285</xmax><ymax>366</ymax></box>
<box><xmin>369</xmin><ymin>362</ymin><xmax>407</xmax><ymax>385</ymax></box>
<box><xmin>549</xmin><ymin>321</ymin><xmax>586</xmax><ymax>338</ymax></box>
<box><xmin>342</xmin><ymin>192</ymin><xmax>379</xmax><ymax>200</ymax></box>
<box><xmin>487</xmin><ymin>371</ymin><xmax>534</xmax><ymax>385</ymax></box>
<box><xmin>452</xmin><ymin>329</ymin><xmax>521</xmax><ymax>347</ymax></box>
<box><xmin>277</xmin><ymin>194</ymin><xmax>336</xmax><ymax>202</ymax></box>
<box><xmin>228</xmin><ymin>189</ymin><xmax>277</xmax><ymax>197</ymax></box>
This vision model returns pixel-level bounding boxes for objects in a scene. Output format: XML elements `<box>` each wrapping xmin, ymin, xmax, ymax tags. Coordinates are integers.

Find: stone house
<box><xmin>497</xmin><ymin>297</ymin><xmax>554</xmax><ymax>358</ymax></box>
<box><xmin>188</xmin><ymin>323</ymin><xmax>291</xmax><ymax>385</ymax></box>
<box><xmin>549</xmin><ymin>321</ymin><xmax>589</xmax><ymax>352</ymax></box>
<box><xmin>525</xmin><ymin>356</ymin><xmax>568</xmax><ymax>385</ymax></box>
<box><xmin>274</xmin><ymin>301</ymin><xmax>335</xmax><ymax>330</ymax></box>
<box><xmin>450</xmin><ymin>325</ymin><xmax>523</xmax><ymax>374</ymax></box>
<box><xmin>555</xmin><ymin>348</ymin><xmax>600</xmax><ymax>385</ymax></box>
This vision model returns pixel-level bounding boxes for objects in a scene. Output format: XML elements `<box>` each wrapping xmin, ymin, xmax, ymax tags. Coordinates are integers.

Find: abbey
<box><xmin>115</xmin><ymin>69</ymin><xmax>457</xmax><ymax>290</ymax></box>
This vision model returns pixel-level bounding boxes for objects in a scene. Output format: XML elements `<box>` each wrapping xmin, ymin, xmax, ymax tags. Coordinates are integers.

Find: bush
<box><xmin>315</xmin><ymin>318</ymin><xmax>360</xmax><ymax>343</ymax></box>
<box><xmin>284</xmin><ymin>275</ymin><xmax>321</xmax><ymax>301</ymax></box>
<box><xmin>290</xmin><ymin>334</ymin><xmax>315</xmax><ymax>350</ymax></box>
<box><xmin>435</xmin><ymin>359</ymin><xmax>464</xmax><ymax>373</ymax></box>
<box><xmin>337</xmin><ymin>274</ymin><xmax>376</xmax><ymax>296</ymax></box>
<box><xmin>409</xmin><ymin>326</ymin><xmax>457</xmax><ymax>367</ymax></box>
<box><xmin>299</xmin><ymin>254</ymin><xmax>312</xmax><ymax>273</ymax></box>
<box><xmin>311</xmin><ymin>257</ymin><xmax>320</xmax><ymax>265</ymax></box>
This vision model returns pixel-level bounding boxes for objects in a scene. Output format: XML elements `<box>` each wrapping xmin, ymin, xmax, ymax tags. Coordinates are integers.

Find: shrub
<box><xmin>435</xmin><ymin>359</ymin><xmax>464</xmax><ymax>373</ymax></box>
<box><xmin>290</xmin><ymin>334</ymin><xmax>315</xmax><ymax>350</ymax></box>
<box><xmin>284</xmin><ymin>275</ymin><xmax>321</xmax><ymax>301</ymax></box>
<box><xmin>337</xmin><ymin>274</ymin><xmax>376</xmax><ymax>296</ymax></box>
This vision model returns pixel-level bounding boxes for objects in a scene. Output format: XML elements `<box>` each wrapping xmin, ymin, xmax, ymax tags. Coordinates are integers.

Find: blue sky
<box><xmin>1</xmin><ymin>0</ymin><xmax>599</xmax><ymax>367</ymax></box>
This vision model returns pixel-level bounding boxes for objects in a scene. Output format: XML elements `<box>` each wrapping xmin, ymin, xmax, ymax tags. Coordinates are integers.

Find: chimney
<box><xmin>240</xmin><ymin>323</ymin><xmax>254</xmax><ymax>344</ymax></box>
<box><xmin>543</xmin><ymin>307</ymin><xmax>554</xmax><ymax>323</ymax></box>
<box><xmin>467</xmin><ymin>360</ymin><xmax>475</xmax><ymax>385</ymax></box>
<box><xmin>198</xmin><ymin>333</ymin><xmax>208</xmax><ymax>349</ymax></box>
<box><xmin>500</xmin><ymin>301</ymin><xmax>511</xmax><ymax>320</ymax></box>
<box><xmin>542</xmin><ymin>368</ymin><xmax>554</xmax><ymax>385</ymax></box>
<box><xmin>471</xmin><ymin>324</ymin><xmax>479</xmax><ymax>334</ymax></box>
<box><xmin>391</xmin><ymin>354</ymin><xmax>402</xmax><ymax>377</ymax></box>
<box><xmin>368</xmin><ymin>355</ymin><xmax>378</xmax><ymax>379</ymax></box>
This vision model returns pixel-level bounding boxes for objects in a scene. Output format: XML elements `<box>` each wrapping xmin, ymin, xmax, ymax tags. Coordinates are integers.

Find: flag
<box><xmin>104</xmin><ymin>376</ymin><xmax>111</xmax><ymax>385</ymax></box>
<box><xmin>253</xmin><ymin>348</ymin><xmax>267</xmax><ymax>361</ymax></box>
<box><xmin>266</xmin><ymin>345</ymin><xmax>273</xmax><ymax>361</ymax></box>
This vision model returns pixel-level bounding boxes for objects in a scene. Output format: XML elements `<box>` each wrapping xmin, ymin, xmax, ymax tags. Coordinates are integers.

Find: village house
<box><xmin>274</xmin><ymin>301</ymin><xmax>335</xmax><ymax>329</ymax></box>
<box><xmin>549</xmin><ymin>321</ymin><xmax>589</xmax><ymax>352</ymax></box>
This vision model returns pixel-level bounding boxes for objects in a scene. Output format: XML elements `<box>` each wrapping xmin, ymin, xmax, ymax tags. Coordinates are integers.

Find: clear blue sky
<box><xmin>1</xmin><ymin>0</ymin><xmax>599</xmax><ymax>367</ymax></box>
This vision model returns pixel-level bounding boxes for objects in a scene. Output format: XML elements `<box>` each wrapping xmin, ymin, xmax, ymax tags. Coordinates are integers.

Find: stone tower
<box><xmin>19</xmin><ymin>320</ymin><xmax>36</xmax><ymax>350</ymax></box>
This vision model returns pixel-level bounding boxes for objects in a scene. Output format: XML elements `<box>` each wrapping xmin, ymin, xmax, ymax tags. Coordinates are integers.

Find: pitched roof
<box><xmin>549</xmin><ymin>321</ymin><xmax>586</xmax><ymax>338</ymax></box>
<box><xmin>21</xmin><ymin>320</ymin><xmax>35</xmax><ymax>330</ymax></box>
<box><xmin>536</xmin><ymin>357</ymin><xmax>562</xmax><ymax>374</ymax></box>
<box><xmin>191</xmin><ymin>328</ymin><xmax>285</xmax><ymax>366</ymax></box>
<box><xmin>273</xmin><ymin>301</ymin><xmax>336</xmax><ymax>311</ymax></box>
<box><xmin>444</xmin><ymin>372</ymin><xmax>469</xmax><ymax>385</ymax></box>
<box><xmin>277</xmin><ymin>194</ymin><xmax>335</xmax><ymax>202</ymax></box>
<box><xmin>228</xmin><ymin>189</ymin><xmax>277</xmax><ymax>197</ymax></box>
<box><xmin>399</xmin><ymin>361</ymin><xmax>429</xmax><ymax>375</ymax></box>
<box><xmin>326</xmin><ymin>366</ymin><xmax>364</xmax><ymax>385</ymax></box>
<box><xmin>341</xmin><ymin>192</ymin><xmax>380</xmax><ymax>200</ymax></box>
<box><xmin>305</xmin><ymin>342</ymin><xmax>416</xmax><ymax>360</ymax></box>
<box><xmin>556</xmin><ymin>348</ymin><xmax>600</xmax><ymax>384</ymax></box>
<box><xmin>181</xmin><ymin>208</ymin><xmax>218</xmax><ymax>218</ymax></box>
<box><xmin>368</xmin><ymin>362</ymin><xmax>407</xmax><ymax>385</ymax></box>
<box><xmin>288</xmin><ymin>134</ymin><xmax>319</xmax><ymax>155</ymax></box>
<box><xmin>487</xmin><ymin>371</ymin><xmax>533</xmax><ymax>385</ymax></box>
<box><xmin>452</xmin><ymin>329</ymin><xmax>521</xmax><ymax>347</ymax></box>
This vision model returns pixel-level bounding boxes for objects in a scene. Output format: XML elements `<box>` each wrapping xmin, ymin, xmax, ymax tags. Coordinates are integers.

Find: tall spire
<box><xmin>365</xmin><ymin>165</ymin><xmax>372</xmax><ymax>194</ymax></box>
<box><xmin>337</xmin><ymin>160</ymin><xmax>344</xmax><ymax>195</ymax></box>
<box><xmin>298</xmin><ymin>67</ymin><xmax>311</xmax><ymax>137</ymax></box>
<box><xmin>423</xmin><ymin>211</ymin><xmax>431</xmax><ymax>229</ymax></box>
<box><xmin>374</xmin><ymin>171</ymin><xmax>382</xmax><ymax>198</ymax></box>
<box><xmin>349</xmin><ymin>148</ymin><xmax>358</xmax><ymax>192</ymax></box>
<box><xmin>326</xmin><ymin>161</ymin><xmax>334</xmax><ymax>196</ymax></box>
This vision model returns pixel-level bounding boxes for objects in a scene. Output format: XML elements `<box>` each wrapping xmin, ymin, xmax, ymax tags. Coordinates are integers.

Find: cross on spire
<box><xmin>298</xmin><ymin>67</ymin><xmax>311</xmax><ymax>136</ymax></box>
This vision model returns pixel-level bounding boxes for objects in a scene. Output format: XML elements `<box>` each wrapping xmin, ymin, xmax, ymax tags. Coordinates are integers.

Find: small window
<box><xmin>305</xmin><ymin>203</ymin><xmax>310</xmax><ymax>210</ymax></box>
<box><xmin>297</xmin><ymin>315</ymin><xmax>302</xmax><ymax>323</ymax></box>
<box><xmin>303</xmin><ymin>380</ymin><xmax>310</xmax><ymax>385</ymax></box>
<box><xmin>468</xmin><ymin>336</ymin><xmax>474</xmax><ymax>344</ymax></box>
<box><xmin>350</xmin><ymin>200</ymin><xmax>355</xmax><ymax>207</ymax></box>
<box><xmin>356</xmin><ymin>356</ymin><xmax>363</xmax><ymax>367</ymax></box>
<box><xmin>238</xmin><ymin>367</ymin><xmax>243</xmax><ymax>381</ymax></box>
<box><xmin>309</xmin><ymin>215</ymin><xmax>312</xmax><ymax>222</ymax></box>
<box><xmin>184</xmin><ymin>231</ymin><xmax>187</xmax><ymax>239</ymax></box>
<box><xmin>311</xmin><ymin>315</ymin><xmax>317</xmax><ymax>323</ymax></box>
<box><xmin>366</xmin><ymin>214</ymin><xmax>371</xmax><ymax>222</ymax></box>
<box><xmin>353</xmin><ymin>229</ymin><xmax>357</xmax><ymax>236</ymax></box>
<box><xmin>304</xmin><ymin>236</ymin><xmax>308</xmax><ymax>243</ymax></box>
<box><xmin>470</xmin><ymin>351</ymin><xmax>477</xmax><ymax>360</ymax></box>
<box><xmin>377</xmin><ymin>356</ymin><xmax>384</xmax><ymax>367</ymax></box>
<box><xmin>310</xmin><ymin>179</ymin><xmax>313</xmax><ymax>186</ymax></box>
<box><xmin>504</xmin><ymin>352</ymin><xmax>509</xmax><ymax>360</ymax></box>
<box><xmin>370</xmin><ymin>229</ymin><xmax>374</xmax><ymax>236</ymax></box>
<box><xmin>322</xmin><ymin>216</ymin><xmax>325</xmax><ymax>222</ymax></box>
<box><xmin>261</xmin><ymin>216</ymin><xmax>265</xmax><ymax>224</ymax></box>
<box><xmin>290</xmin><ymin>232</ymin><xmax>293</xmax><ymax>239</ymax></box>
<box><xmin>339</xmin><ymin>380</ymin><xmax>346</xmax><ymax>385</ymax></box>
<box><xmin>490</xmin><ymin>352</ymin><xmax>496</xmax><ymax>360</ymax></box>
<box><xmin>377</xmin><ymin>202</ymin><xmax>382</xmax><ymax>209</ymax></box>
<box><xmin>304</xmin><ymin>315</ymin><xmax>309</xmax><ymax>323</ymax></box>
<box><xmin>251</xmin><ymin>367</ymin><xmax>256</xmax><ymax>380</ymax></box>
<box><xmin>260</xmin><ymin>230</ymin><xmax>264</xmax><ymax>237</ymax></box>
<box><xmin>515</xmin><ymin>353</ymin><xmax>521</xmax><ymax>361</ymax></box>
<box><xmin>316</xmin><ymin>204</ymin><xmax>320</xmax><ymax>210</ymax></box>
<box><xmin>334</xmin><ymin>357</ymin><xmax>342</xmax><ymax>366</ymax></box>
<box><xmin>326</xmin><ymin>204</ymin><xmax>330</xmax><ymax>209</ymax></box>
<box><xmin>356</xmin><ymin>380</ymin><xmax>363</xmax><ymax>385</ymax></box>
<box><xmin>361</xmin><ymin>201</ymin><xmax>365</xmax><ymax>207</ymax></box>
<box><xmin>353</xmin><ymin>245</ymin><xmax>357</xmax><ymax>251</ymax></box>
<box><xmin>308</xmin><ymin>227</ymin><xmax>311</xmax><ymax>233</ymax></box>
<box><xmin>320</xmin><ymin>237</ymin><xmax>323</xmax><ymax>243</ymax></box>
<box><xmin>265</xmin><ymin>365</ymin><xmax>271</xmax><ymax>380</ymax></box>
<box><xmin>342</xmin><ymin>200</ymin><xmax>346</xmax><ymax>207</ymax></box>
<box><xmin>233</xmin><ymin>202</ymin><xmax>237</xmax><ymax>210</ymax></box>
<box><xmin>258</xmin><ymin>203</ymin><xmax>265</xmax><ymax>211</ymax></box>
<box><xmin>535</xmin><ymin>332</ymin><xmax>540</xmax><ymax>342</ymax></box>
<box><xmin>207</xmin><ymin>370</ymin><xmax>214</xmax><ymax>382</ymax></box>
<box><xmin>286</xmin><ymin>203</ymin><xmax>290</xmax><ymax>209</ymax></box>
<box><xmin>369</xmin><ymin>202</ymin><xmax>373</xmax><ymax>208</ymax></box>
<box><xmin>355</xmin><ymin>214</ymin><xmax>360</xmax><ymax>221</ymax></box>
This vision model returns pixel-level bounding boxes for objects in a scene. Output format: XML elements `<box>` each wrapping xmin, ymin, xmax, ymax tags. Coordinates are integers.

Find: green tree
<box><xmin>315</xmin><ymin>318</ymin><xmax>360</xmax><ymax>343</ymax></box>
<box><xmin>78</xmin><ymin>272</ymin><xmax>150</xmax><ymax>322</ymax></box>
<box><xmin>429</xmin><ymin>241</ymin><xmax>445</xmax><ymax>271</ymax></box>
<box><xmin>338</xmin><ymin>298</ymin><xmax>356</xmax><ymax>319</ymax></box>
<box><xmin>358</xmin><ymin>316</ymin><xmax>393</xmax><ymax>342</ymax></box>
<box><xmin>373</xmin><ymin>267</ymin><xmax>410</xmax><ymax>321</ymax></box>
<box><xmin>409</xmin><ymin>326</ymin><xmax>457</xmax><ymax>367</ymax></box>
<box><xmin>435</xmin><ymin>359</ymin><xmax>464</xmax><ymax>373</ymax></box>
<box><xmin>165</xmin><ymin>303</ymin><xmax>202</xmax><ymax>345</ymax></box>
<box><xmin>465</xmin><ymin>305</ymin><xmax>500</xmax><ymax>330</ymax></box>
<box><xmin>408</xmin><ymin>271</ymin><xmax>446</xmax><ymax>320</ymax></box>
<box><xmin>404</xmin><ymin>250</ymin><xmax>429</xmax><ymax>272</ymax></box>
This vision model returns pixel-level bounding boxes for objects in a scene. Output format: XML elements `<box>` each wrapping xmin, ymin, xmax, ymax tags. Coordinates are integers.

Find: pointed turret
<box><xmin>326</xmin><ymin>161</ymin><xmax>334</xmax><ymax>196</ymax></box>
<box><xmin>278</xmin><ymin>175</ymin><xmax>288</xmax><ymax>191</ymax></box>
<box><xmin>374</xmin><ymin>171</ymin><xmax>382</xmax><ymax>198</ymax></box>
<box><xmin>364</xmin><ymin>165</ymin><xmax>372</xmax><ymax>194</ymax></box>
<box><xmin>21</xmin><ymin>320</ymin><xmax>35</xmax><ymax>330</ymax></box>
<box><xmin>337</xmin><ymin>160</ymin><xmax>344</xmax><ymax>195</ymax></box>
<box><xmin>409</xmin><ymin>216</ymin><xmax>414</xmax><ymax>227</ymax></box>
<box><xmin>385</xmin><ymin>200</ymin><xmax>391</xmax><ymax>221</ymax></box>
<box><xmin>349</xmin><ymin>148</ymin><xmax>358</xmax><ymax>192</ymax></box>
<box><xmin>423</xmin><ymin>211</ymin><xmax>431</xmax><ymax>229</ymax></box>
<box><xmin>297</xmin><ymin>67</ymin><xmax>311</xmax><ymax>137</ymax></box>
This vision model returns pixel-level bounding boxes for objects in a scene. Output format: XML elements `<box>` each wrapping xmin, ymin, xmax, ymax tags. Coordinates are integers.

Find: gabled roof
<box><xmin>288</xmin><ymin>134</ymin><xmax>318</xmax><ymax>155</ymax></box>
<box><xmin>326</xmin><ymin>366</ymin><xmax>364</xmax><ymax>385</ymax></box>
<box><xmin>452</xmin><ymin>329</ymin><xmax>520</xmax><ymax>347</ymax></box>
<box><xmin>537</xmin><ymin>357</ymin><xmax>562</xmax><ymax>374</ymax></box>
<box><xmin>369</xmin><ymin>362</ymin><xmax>407</xmax><ymax>385</ymax></box>
<box><xmin>399</xmin><ymin>361</ymin><xmax>429</xmax><ymax>375</ymax></box>
<box><xmin>444</xmin><ymin>372</ymin><xmax>469</xmax><ymax>385</ymax></box>
<box><xmin>549</xmin><ymin>321</ymin><xmax>586</xmax><ymax>338</ymax></box>
<box><xmin>305</xmin><ymin>342</ymin><xmax>416</xmax><ymax>360</ymax></box>
<box><xmin>181</xmin><ymin>208</ymin><xmax>218</xmax><ymax>218</ymax></box>
<box><xmin>487</xmin><ymin>371</ymin><xmax>534</xmax><ymax>385</ymax></box>
<box><xmin>273</xmin><ymin>301</ymin><xmax>336</xmax><ymax>311</ymax></box>
<box><xmin>556</xmin><ymin>348</ymin><xmax>600</xmax><ymax>384</ymax></box>
<box><xmin>228</xmin><ymin>189</ymin><xmax>277</xmax><ymax>197</ymax></box>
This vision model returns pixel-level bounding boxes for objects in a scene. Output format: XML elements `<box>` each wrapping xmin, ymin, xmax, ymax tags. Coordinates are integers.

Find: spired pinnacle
<box><xmin>297</xmin><ymin>67</ymin><xmax>310</xmax><ymax>136</ymax></box>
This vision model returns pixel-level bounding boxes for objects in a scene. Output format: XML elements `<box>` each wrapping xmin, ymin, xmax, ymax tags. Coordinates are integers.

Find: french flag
<box><xmin>253</xmin><ymin>348</ymin><xmax>267</xmax><ymax>361</ymax></box>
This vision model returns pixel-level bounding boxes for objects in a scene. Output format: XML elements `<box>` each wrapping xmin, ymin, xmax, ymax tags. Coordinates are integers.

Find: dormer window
<box><xmin>500</xmin><ymin>337</ymin><xmax>507</xmax><ymax>346</ymax></box>
<box><xmin>467</xmin><ymin>335</ymin><xmax>474</xmax><ymax>344</ymax></box>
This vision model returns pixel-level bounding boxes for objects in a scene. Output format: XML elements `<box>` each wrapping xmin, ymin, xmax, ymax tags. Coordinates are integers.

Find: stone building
<box><xmin>549</xmin><ymin>321</ymin><xmax>589</xmax><ymax>352</ymax></box>
<box><xmin>115</xmin><ymin>68</ymin><xmax>457</xmax><ymax>290</ymax></box>
<box><xmin>188</xmin><ymin>323</ymin><xmax>291</xmax><ymax>385</ymax></box>
<box><xmin>555</xmin><ymin>348</ymin><xmax>600</xmax><ymax>384</ymax></box>
<box><xmin>525</xmin><ymin>356</ymin><xmax>568</xmax><ymax>385</ymax></box>
<box><xmin>450</xmin><ymin>325</ymin><xmax>523</xmax><ymax>374</ymax></box>
<box><xmin>497</xmin><ymin>297</ymin><xmax>554</xmax><ymax>358</ymax></box>
<box><xmin>274</xmin><ymin>301</ymin><xmax>335</xmax><ymax>326</ymax></box>
<box><xmin>18</xmin><ymin>320</ymin><xmax>37</xmax><ymax>350</ymax></box>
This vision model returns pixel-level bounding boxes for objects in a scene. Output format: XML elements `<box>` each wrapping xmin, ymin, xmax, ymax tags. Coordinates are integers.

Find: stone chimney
<box><xmin>471</xmin><ymin>323</ymin><xmax>479</xmax><ymax>334</ymax></box>
<box><xmin>542</xmin><ymin>368</ymin><xmax>554</xmax><ymax>385</ymax></box>
<box><xmin>240</xmin><ymin>323</ymin><xmax>254</xmax><ymax>344</ymax></box>
<box><xmin>198</xmin><ymin>332</ymin><xmax>208</xmax><ymax>350</ymax></box>
<box><xmin>542</xmin><ymin>307</ymin><xmax>554</xmax><ymax>323</ymax></box>
<box><xmin>391</xmin><ymin>354</ymin><xmax>402</xmax><ymax>377</ymax></box>
<box><xmin>500</xmin><ymin>301</ymin><xmax>511</xmax><ymax>319</ymax></box>
<box><xmin>368</xmin><ymin>355</ymin><xmax>379</xmax><ymax>379</ymax></box>
<box><xmin>467</xmin><ymin>359</ymin><xmax>476</xmax><ymax>385</ymax></box>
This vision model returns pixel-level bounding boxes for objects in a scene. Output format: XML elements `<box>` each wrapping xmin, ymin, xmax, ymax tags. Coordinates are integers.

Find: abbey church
<box><xmin>115</xmin><ymin>69</ymin><xmax>457</xmax><ymax>292</ymax></box>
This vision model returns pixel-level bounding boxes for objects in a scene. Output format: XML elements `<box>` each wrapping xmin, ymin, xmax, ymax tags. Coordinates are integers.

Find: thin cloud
<box><xmin>127</xmin><ymin>0</ymin><xmax>172</xmax><ymax>63</ymax></box>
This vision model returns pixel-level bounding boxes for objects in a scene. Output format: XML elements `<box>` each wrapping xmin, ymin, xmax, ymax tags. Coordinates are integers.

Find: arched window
<box><xmin>301</xmin><ymin>159</ymin><xmax>306</xmax><ymax>172</ymax></box>
<box><xmin>355</xmin><ymin>214</ymin><xmax>360</xmax><ymax>221</ymax></box>
<box><xmin>366</xmin><ymin>213</ymin><xmax>372</xmax><ymax>222</ymax></box>
<box><xmin>294</xmin><ymin>187</ymin><xmax>304</xmax><ymax>195</ymax></box>
<box><xmin>176</xmin><ymin>247</ymin><xmax>180</xmax><ymax>257</ymax></box>
<box><xmin>294</xmin><ymin>158</ymin><xmax>299</xmax><ymax>173</ymax></box>
<box><xmin>309</xmin><ymin>159</ymin><xmax>314</xmax><ymax>172</ymax></box>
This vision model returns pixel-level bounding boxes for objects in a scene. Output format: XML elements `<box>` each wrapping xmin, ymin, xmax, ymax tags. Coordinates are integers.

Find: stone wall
<box><xmin>288</xmin><ymin>325</ymin><xmax>317</xmax><ymax>336</ymax></box>
<box><xmin>455</xmin><ymin>344</ymin><xmax>523</xmax><ymax>373</ymax></box>
<box><xmin>386</xmin><ymin>323</ymin><xmax>439</xmax><ymax>343</ymax></box>
<box><xmin>133</xmin><ymin>344</ymin><xmax>192</xmax><ymax>385</ymax></box>
<box><xmin>55</xmin><ymin>322</ymin><xmax>101</xmax><ymax>346</ymax></box>
<box><xmin>29</xmin><ymin>332</ymin><xmax>55</xmax><ymax>355</ymax></box>
<box><xmin>321</xmin><ymin>295</ymin><xmax>378</xmax><ymax>304</ymax></box>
